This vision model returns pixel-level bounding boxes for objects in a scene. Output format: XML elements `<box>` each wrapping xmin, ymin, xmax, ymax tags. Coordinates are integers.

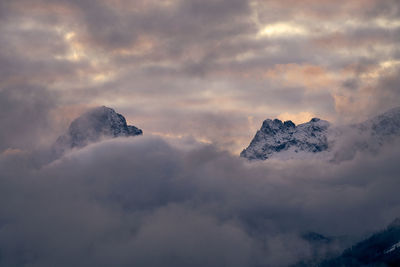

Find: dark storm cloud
<box><xmin>0</xmin><ymin>136</ymin><xmax>399</xmax><ymax>266</ymax></box>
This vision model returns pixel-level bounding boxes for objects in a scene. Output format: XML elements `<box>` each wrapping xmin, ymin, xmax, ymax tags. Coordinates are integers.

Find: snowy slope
<box><xmin>240</xmin><ymin>118</ymin><xmax>330</xmax><ymax>160</ymax></box>
<box><xmin>241</xmin><ymin>107</ymin><xmax>400</xmax><ymax>161</ymax></box>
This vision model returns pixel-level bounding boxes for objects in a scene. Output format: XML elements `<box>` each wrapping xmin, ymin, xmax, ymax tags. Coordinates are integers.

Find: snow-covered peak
<box><xmin>53</xmin><ymin>106</ymin><xmax>142</xmax><ymax>155</ymax></box>
<box><xmin>241</xmin><ymin>107</ymin><xmax>400</xmax><ymax>161</ymax></box>
<box><xmin>241</xmin><ymin>117</ymin><xmax>330</xmax><ymax>160</ymax></box>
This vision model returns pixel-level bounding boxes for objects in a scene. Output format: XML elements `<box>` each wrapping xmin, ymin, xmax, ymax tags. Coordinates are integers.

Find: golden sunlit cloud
<box><xmin>1</xmin><ymin>148</ymin><xmax>26</xmax><ymax>156</ymax></box>
<box><xmin>54</xmin><ymin>29</ymin><xmax>86</xmax><ymax>62</ymax></box>
<box><xmin>264</xmin><ymin>64</ymin><xmax>338</xmax><ymax>91</ymax></box>
<box><xmin>257</xmin><ymin>23</ymin><xmax>309</xmax><ymax>38</ymax></box>
<box><xmin>374</xmin><ymin>18</ymin><xmax>400</xmax><ymax>29</ymax></box>
<box><xmin>91</xmin><ymin>72</ymin><xmax>115</xmax><ymax>83</ymax></box>
<box><xmin>359</xmin><ymin>60</ymin><xmax>400</xmax><ymax>80</ymax></box>
<box><xmin>379</xmin><ymin>60</ymin><xmax>400</xmax><ymax>69</ymax></box>
<box><xmin>151</xmin><ymin>132</ymin><xmax>212</xmax><ymax>144</ymax></box>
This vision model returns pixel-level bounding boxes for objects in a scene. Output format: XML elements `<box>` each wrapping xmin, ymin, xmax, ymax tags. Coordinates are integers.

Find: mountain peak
<box><xmin>241</xmin><ymin>107</ymin><xmax>400</xmax><ymax>161</ymax></box>
<box><xmin>241</xmin><ymin>117</ymin><xmax>330</xmax><ymax>160</ymax></box>
<box><xmin>54</xmin><ymin>106</ymin><xmax>142</xmax><ymax>155</ymax></box>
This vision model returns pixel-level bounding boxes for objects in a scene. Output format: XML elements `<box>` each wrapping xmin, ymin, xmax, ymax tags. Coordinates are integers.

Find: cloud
<box><xmin>0</xmin><ymin>85</ymin><xmax>57</xmax><ymax>152</ymax></box>
<box><xmin>0</xmin><ymin>136</ymin><xmax>399</xmax><ymax>266</ymax></box>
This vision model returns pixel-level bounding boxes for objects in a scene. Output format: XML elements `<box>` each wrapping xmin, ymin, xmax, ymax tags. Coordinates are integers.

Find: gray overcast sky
<box><xmin>1</xmin><ymin>0</ymin><xmax>399</xmax><ymax>153</ymax></box>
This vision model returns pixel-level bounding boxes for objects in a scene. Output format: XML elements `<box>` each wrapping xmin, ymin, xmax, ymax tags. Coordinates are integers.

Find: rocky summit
<box><xmin>54</xmin><ymin>106</ymin><xmax>142</xmax><ymax>155</ymax></box>
<box><xmin>241</xmin><ymin>106</ymin><xmax>400</xmax><ymax>161</ymax></box>
<box><xmin>240</xmin><ymin>118</ymin><xmax>330</xmax><ymax>160</ymax></box>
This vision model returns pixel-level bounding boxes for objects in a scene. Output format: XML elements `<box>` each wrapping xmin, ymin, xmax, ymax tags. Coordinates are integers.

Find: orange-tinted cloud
<box><xmin>264</xmin><ymin>64</ymin><xmax>337</xmax><ymax>91</ymax></box>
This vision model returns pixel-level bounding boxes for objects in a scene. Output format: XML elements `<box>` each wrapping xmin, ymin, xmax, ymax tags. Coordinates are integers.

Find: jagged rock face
<box><xmin>240</xmin><ymin>118</ymin><xmax>330</xmax><ymax>160</ymax></box>
<box><xmin>241</xmin><ymin>106</ymin><xmax>400</xmax><ymax>161</ymax></box>
<box><xmin>54</xmin><ymin>106</ymin><xmax>142</xmax><ymax>154</ymax></box>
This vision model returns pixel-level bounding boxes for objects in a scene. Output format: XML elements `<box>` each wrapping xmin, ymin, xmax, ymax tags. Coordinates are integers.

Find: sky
<box><xmin>1</xmin><ymin>0</ymin><xmax>400</xmax><ymax>153</ymax></box>
<box><xmin>1</xmin><ymin>1</ymin><xmax>400</xmax><ymax>266</ymax></box>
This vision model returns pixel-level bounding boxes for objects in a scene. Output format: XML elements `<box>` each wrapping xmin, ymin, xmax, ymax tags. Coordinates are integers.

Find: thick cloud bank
<box><xmin>0</xmin><ymin>136</ymin><xmax>399</xmax><ymax>266</ymax></box>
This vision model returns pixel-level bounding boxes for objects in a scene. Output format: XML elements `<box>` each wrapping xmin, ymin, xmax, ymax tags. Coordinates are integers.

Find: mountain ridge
<box><xmin>241</xmin><ymin>107</ymin><xmax>400</xmax><ymax>161</ymax></box>
<box><xmin>241</xmin><ymin>117</ymin><xmax>331</xmax><ymax>160</ymax></box>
